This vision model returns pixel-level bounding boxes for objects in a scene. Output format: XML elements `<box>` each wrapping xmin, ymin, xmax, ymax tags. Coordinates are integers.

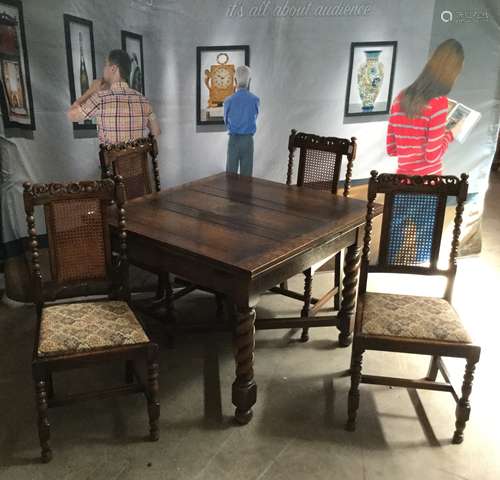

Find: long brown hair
<box><xmin>400</xmin><ymin>39</ymin><xmax>464</xmax><ymax>118</ymax></box>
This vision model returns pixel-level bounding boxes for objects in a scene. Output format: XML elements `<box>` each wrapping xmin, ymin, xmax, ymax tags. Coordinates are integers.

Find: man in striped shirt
<box><xmin>67</xmin><ymin>50</ymin><xmax>160</xmax><ymax>144</ymax></box>
<box><xmin>386</xmin><ymin>94</ymin><xmax>462</xmax><ymax>176</ymax></box>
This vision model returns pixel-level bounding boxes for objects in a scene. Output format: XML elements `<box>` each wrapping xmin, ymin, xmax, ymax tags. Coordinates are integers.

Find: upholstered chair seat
<box><xmin>38</xmin><ymin>301</ymin><xmax>149</xmax><ymax>357</ymax></box>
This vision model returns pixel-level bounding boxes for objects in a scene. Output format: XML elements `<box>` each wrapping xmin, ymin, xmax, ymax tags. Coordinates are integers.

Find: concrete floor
<box><xmin>0</xmin><ymin>172</ymin><xmax>499</xmax><ymax>479</ymax></box>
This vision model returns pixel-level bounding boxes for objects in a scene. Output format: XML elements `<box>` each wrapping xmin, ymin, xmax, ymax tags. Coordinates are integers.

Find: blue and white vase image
<box><xmin>357</xmin><ymin>50</ymin><xmax>384</xmax><ymax>111</ymax></box>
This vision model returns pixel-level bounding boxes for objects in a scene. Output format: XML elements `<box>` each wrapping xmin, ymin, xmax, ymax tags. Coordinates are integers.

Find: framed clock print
<box><xmin>196</xmin><ymin>45</ymin><xmax>250</xmax><ymax>126</ymax></box>
<box><xmin>121</xmin><ymin>30</ymin><xmax>145</xmax><ymax>94</ymax></box>
<box><xmin>344</xmin><ymin>41</ymin><xmax>397</xmax><ymax>117</ymax></box>
<box><xmin>63</xmin><ymin>14</ymin><xmax>96</xmax><ymax>130</ymax></box>
<box><xmin>0</xmin><ymin>0</ymin><xmax>36</xmax><ymax>130</ymax></box>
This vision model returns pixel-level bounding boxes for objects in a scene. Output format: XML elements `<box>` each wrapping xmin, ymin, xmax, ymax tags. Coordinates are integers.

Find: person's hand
<box><xmin>449</xmin><ymin>118</ymin><xmax>465</xmax><ymax>139</ymax></box>
<box><xmin>90</xmin><ymin>78</ymin><xmax>108</xmax><ymax>93</ymax></box>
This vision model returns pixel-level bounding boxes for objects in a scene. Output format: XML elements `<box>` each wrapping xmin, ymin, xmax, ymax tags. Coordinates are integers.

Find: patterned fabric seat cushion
<box><xmin>38</xmin><ymin>301</ymin><xmax>149</xmax><ymax>357</ymax></box>
<box><xmin>361</xmin><ymin>293</ymin><xmax>471</xmax><ymax>343</ymax></box>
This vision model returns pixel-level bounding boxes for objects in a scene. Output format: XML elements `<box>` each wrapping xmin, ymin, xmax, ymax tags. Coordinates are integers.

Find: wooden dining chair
<box><xmin>99</xmin><ymin>134</ymin><xmax>161</xmax><ymax>200</ymax></box>
<box><xmin>23</xmin><ymin>177</ymin><xmax>160</xmax><ymax>462</ymax></box>
<box><xmin>346</xmin><ymin>171</ymin><xmax>480</xmax><ymax>444</ymax></box>
<box><xmin>271</xmin><ymin>129</ymin><xmax>356</xmax><ymax>341</ymax></box>
<box><xmin>100</xmin><ymin>136</ymin><xmax>223</xmax><ymax>336</ymax></box>
<box><xmin>99</xmin><ymin>135</ymin><xmax>167</xmax><ymax>296</ymax></box>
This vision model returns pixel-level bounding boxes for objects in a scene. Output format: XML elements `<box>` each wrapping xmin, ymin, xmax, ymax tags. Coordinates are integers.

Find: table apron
<box><xmin>121</xmin><ymin>232</ymin><xmax>243</xmax><ymax>296</ymax></box>
<box><xmin>249</xmin><ymin>227</ymin><xmax>359</xmax><ymax>298</ymax></box>
<box><xmin>121</xmin><ymin>226</ymin><xmax>360</xmax><ymax>306</ymax></box>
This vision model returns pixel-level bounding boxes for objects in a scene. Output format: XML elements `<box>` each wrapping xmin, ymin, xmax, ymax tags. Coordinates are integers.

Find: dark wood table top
<box><xmin>116</xmin><ymin>173</ymin><xmax>377</xmax><ymax>276</ymax></box>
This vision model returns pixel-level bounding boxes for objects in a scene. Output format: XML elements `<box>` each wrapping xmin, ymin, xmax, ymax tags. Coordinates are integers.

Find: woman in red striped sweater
<box><xmin>387</xmin><ymin>39</ymin><xmax>465</xmax><ymax>175</ymax></box>
<box><xmin>385</xmin><ymin>39</ymin><xmax>465</xmax><ymax>265</ymax></box>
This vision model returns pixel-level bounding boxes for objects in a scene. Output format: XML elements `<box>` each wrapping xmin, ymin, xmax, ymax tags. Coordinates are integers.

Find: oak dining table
<box><xmin>110</xmin><ymin>172</ymin><xmax>381</xmax><ymax>424</ymax></box>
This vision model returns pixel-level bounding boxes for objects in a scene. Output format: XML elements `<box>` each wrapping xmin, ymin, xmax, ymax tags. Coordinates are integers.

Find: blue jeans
<box><xmin>387</xmin><ymin>194</ymin><xmax>438</xmax><ymax>265</ymax></box>
<box><xmin>227</xmin><ymin>134</ymin><xmax>254</xmax><ymax>176</ymax></box>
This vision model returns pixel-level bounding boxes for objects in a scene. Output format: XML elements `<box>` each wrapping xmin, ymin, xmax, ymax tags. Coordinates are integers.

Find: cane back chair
<box><xmin>268</xmin><ymin>129</ymin><xmax>356</xmax><ymax>341</ymax></box>
<box><xmin>23</xmin><ymin>177</ymin><xmax>160</xmax><ymax>462</ymax></box>
<box><xmin>346</xmin><ymin>171</ymin><xmax>480</xmax><ymax>444</ymax></box>
<box><xmin>99</xmin><ymin>136</ymin><xmax>223</xmax><ymax>334</ymax></box>
<box><xmin>99</xmin><ymin>135</ymin><xmax>168</xmax><ymax>296</ymax></box>
<box><xmin>99</xmin><ymin>135</ymin><xmax>161</xmax><ymax>200</ymax></box>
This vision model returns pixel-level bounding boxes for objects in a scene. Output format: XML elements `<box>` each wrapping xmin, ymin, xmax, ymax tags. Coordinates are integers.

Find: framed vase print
<box><xmin>344</xmin><ymin>41</ymin><xmax>397</xmax><ymax>117</ymax></box>
<box><xmin>63</xmin><ymin>14</ymin><xmax>96</xmax><ymax>130</ymax></box>
<box><xmin>197</xmin><ymin>45</ymin><xmax>250</xmax><ymax>126</ymax></box>
<box><xmin>0</xmin><ymin>0</ymin><xmax>35</xmax><ymax>130</ymax></box>
<box><xmin>121</xmin><ymin>30</ymin><xmax>145</xmax><ymax>95</ymax></box>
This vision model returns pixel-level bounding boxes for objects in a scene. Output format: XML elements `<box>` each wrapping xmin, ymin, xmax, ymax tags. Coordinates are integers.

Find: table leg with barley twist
<box><xmin>337</xmin><ymin>241</ymin><xmax>361</xmax><ymax>347</ymax></box>
<box><xmin>232</xmin><ymin>306</ymin><xmax>257</xmax><ymax>424</ymax></box>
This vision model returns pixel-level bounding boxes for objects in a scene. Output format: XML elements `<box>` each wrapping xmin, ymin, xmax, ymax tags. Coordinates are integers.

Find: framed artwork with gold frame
<box><xmin>196</xmin><ymin>45</ymin><xmax>250</xmax><ymax>126</ymax></box>
<box><xmin>0</xmin><ymin>0</ymin><xmax>35</xmax><ymax>130</ymax></box>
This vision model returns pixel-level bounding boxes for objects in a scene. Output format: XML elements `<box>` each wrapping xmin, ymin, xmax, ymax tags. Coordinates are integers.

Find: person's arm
<box><xmin>147</xmin><ymin>113</ymin><xmax>161</xmax><ymax>137</ymax></box>
<box><xmin>67</xmin><ymin>78</ymin><xmax>106</xmax><ymax>122</ymax></box>
<box><xmin>223</xmin><ymin>97</ymin><xmax>230</xmax><ymax>127</ymax></box>
<box><xmin>144</xmin><ymin>100</ymin><xmax>160</xmax><ymax>138</ymax></box>
<box><xmin>424</xmin><ymin>97</ymin><xmax>454</xmax><ymax>164</ymax></box>
<box><xmin>144</xmin><ymin>100</ymin><xmax>160</xmax><ymax>137</ymax></box>
<box><xmin>386</xmin><ymin>121</ymin><xmax>397</xmax><ymax>156</ymax></box>
<box><xmin>386</xmin><ymin>103</ymin><xmax>397</xmax><ymax>156</ymax></box>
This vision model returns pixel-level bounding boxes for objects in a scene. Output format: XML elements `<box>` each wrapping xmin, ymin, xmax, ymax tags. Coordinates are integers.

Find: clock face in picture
<box><xmin>213</xmin><ymin>68</ymin><xmax>232</xmax><ymax>88</ymax></box>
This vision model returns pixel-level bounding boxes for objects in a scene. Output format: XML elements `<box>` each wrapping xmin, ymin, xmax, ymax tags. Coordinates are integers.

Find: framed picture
<box><xmin>0</xmin><ymin>0</ymin><xmax>35</xmax><ymax>130</ymax></box>
<box><xmin>197</xmin><ymin>45</ymin><xmax>250</xmax><ymax>126</ymax></box>
<box><xmin>344</xmin><ymin>41</ymin><xmax>397</xmax><ymax>117</ymax></box>
<box><xmin>121</xmin><ymin>30</ymin><xmax>145</xmax><ymax>94</ymax></box>
<box><xmin>63</xmin><ymin>14</ymin><xmax>96</xmax><ymax>130</ymax></box>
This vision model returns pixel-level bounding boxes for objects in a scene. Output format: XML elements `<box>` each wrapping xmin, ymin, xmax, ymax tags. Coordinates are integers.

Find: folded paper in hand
<box><xmin>446</xmin><ymin>99</ymin><xmax>481</xmax><ymax>143</ymax></box>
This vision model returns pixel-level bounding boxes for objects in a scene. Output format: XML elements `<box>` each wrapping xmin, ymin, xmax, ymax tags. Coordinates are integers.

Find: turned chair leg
<box><xmin>300</xmin><ymin>269</ymin><xmax>313</xmax><ymax>342</ymax></box>
<box><xmin>125</xmin><ymin>360</ymin><xmax>134</xmax><ymax>384</ymax></box>
<box><xmin>34</xmin><ymin>375</ymin><xmax>52</xmax><ymax>463</ymax></box>
<box><xmin>452</xmin><ymin>358</ymin><xmax>477</xmax><ymax>444</ymax></box>
<box><xmin>215</xmin><ymin>293</ymin><xmax>225</xmax><ymax>320</ymax></box>
<box><xmin>146</xmin><ymin>346</ymin><xmax>160</xmax><ymax>441</ymax></box>
<box><xmin>333</xmin><ymin>251</ymin><xmax>342</xmax><ymax>311</ymax></box>
<box><xmin>425</xmin><ymin>355</ymin><xmax>440</xmax><ymax>381</ymax></box>
<box><xmin>44</xmin><ymin>372</ymin><xmax>54</xmax><ymax>399</ymax></box>
<box><xmin>346</xmin><ymin>345</ymin><xmax>364</xmax><ymax>432</ymax></box>
<box><xmin>163</xmin><ymin>275</ymin><xmax>176</xmax><ymax>347</ymax></box>
<box><xmin>155</xmin><ymin>273</ymin><xmax>166</xmax><ymax>300</ymax></box>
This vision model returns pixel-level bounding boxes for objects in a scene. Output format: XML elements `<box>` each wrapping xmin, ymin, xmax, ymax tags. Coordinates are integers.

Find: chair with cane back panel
<box><xmin>23</xmin><ymin>177</ymin><xmax>160</xmax><ymax>462</ymax></box>
<box><xmin>99</xmin><ymin>134</ymin><xmax>161</xmax><ymax>200</ymax></box>
<box><xmin>99</xmin><ymin>135</ymin><xmax>167</xmax><ymax>298</ymax></box>
<box><xmin>269</xmin><ymin>129</ymin><xmax>356</xmax><ymax>341</ymax></box>
<box><xmin>99</xmin><ymin>136</ymin><xmax>224</xmax><ymax>335</ymax></box>
<box><xmin>346</xmin><ymin>171</ymin><xmax>480</xmax><ymax>444</ymax></box>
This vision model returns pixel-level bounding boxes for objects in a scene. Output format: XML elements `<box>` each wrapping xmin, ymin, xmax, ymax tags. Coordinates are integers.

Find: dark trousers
<box><xmin>226</xmin><ymin>134</ymin><xmax>254</xmax><ymax>176</ymax></box>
